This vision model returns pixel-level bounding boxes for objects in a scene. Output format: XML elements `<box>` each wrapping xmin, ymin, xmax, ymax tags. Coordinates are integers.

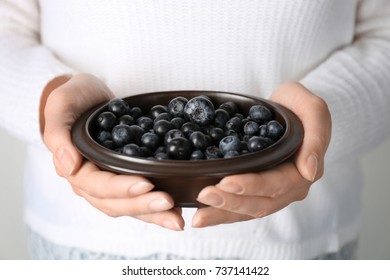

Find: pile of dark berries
<box><xmin>94</xmin><ymin>96</ymin><xmax>284</xmax><ymax>160</ymax></box>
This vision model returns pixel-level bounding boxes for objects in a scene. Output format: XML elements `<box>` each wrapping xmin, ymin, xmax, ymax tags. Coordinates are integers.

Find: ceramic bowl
<box><xmin>72</xmin><ymin>90</ymin><xmax>304</xmax><ymax>207</ymax></box>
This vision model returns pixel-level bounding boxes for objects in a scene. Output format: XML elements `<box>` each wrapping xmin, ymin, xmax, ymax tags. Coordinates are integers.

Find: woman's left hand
<box><xmin>192</xmin><ymin>82</ymin><xmax>332</xmax><ymax>227</ymax></box>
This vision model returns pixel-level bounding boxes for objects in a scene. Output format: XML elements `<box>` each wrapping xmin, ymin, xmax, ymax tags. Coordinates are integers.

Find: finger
<box><xmin>270</xmin><ymin>82</ymin><xmax>331</xmax><ymax>182</ymax></box>
<box><xmin>216</xmin><ymin>162</ymin><xmax>302</xmax><ymax>198</ymax></box>
<box><xmin>197</xmin><ymin>181</ymin><xmax>309</xmax><ymax>218</ymax></box>
<box><xmin>43</xmin><ymin>74</ymin><xmax>113</xmax><ymax>177</ymax></box>
<box><xmin>77</xmin><ymin>188</ymin><xmax>174</xmax><ymax>217</ymax></box>
<box><xmin>192</xmin><ymin>207</ymin><xmax>252</xmax><ymax>228</ymax></box>
<box><xmin>136</xmin><ymin>208</ymin><xmax>185</xmax><ymax>231</ymax></box>
<box><xmin>66</xmin><ymin>161</ymin><xmax>154</xmax><ymax>199</ymax></box>
<box><xmin>45</xmin><ymin>109</ymin><xmax>83</xmax><ymax>177</ymax></box>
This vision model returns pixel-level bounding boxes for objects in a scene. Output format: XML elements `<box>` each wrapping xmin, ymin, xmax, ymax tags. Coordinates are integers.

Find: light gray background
<box><xmin>1</xmin><ymin>127</ymin><xmax>390</xmax><ymax>260</ymax></box>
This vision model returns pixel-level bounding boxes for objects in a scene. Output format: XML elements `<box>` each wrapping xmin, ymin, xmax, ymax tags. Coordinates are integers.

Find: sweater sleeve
<box><xmin>0</xmin><ymin>0</ymin><xmax>75</xmax><ymax>148</ymax></box>
<box><xmin>300</xmin><ymin>0</ymin><xmax>390</xmax><ymax>166</ymax></box>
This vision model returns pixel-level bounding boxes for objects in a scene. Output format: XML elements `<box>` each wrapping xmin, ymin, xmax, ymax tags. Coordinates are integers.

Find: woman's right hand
<box><xmin>42</xmin><ymin>73</ymin><xmax>184</xmax><ymax>231</ymax></box>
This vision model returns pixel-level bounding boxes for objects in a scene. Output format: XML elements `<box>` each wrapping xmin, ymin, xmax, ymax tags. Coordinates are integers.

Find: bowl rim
<box><xmin>72</xmin><ymin>90</ymin><xmax>303</xmax><ymax>178</ymax></box>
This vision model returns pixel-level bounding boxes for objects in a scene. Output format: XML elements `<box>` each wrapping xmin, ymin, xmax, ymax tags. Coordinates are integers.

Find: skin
<box><xmin>41</xmin><ymin>73</ymin><xmax>331</xmax><ymax>231</ymax></box>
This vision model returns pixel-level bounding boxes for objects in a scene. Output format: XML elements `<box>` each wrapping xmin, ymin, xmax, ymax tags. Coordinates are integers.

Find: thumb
<box><xmin>42</xmin><ymin>73</ymin><xmax>113</xmax><ymax>177</ymax></box>
<box><xmin>270</xmin><ymin>82</ymin><xmax>332</xmax><ymax>182</ymax></box>
<box><xmin>43</xmin><ymin>91</ymin><xmax>84</xmax><ymax>177</ymax></box>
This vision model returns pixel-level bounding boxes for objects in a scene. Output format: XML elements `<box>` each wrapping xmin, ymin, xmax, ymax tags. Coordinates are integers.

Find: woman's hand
<box><xmin>192</xmin><ymin>82</ymin><xmax>332</xmax><ymax>227</ymax></box>
<box><xmin>42</xmin><ymin>73</ymin><xmax>184</xmax><ymax>231</ymax></box>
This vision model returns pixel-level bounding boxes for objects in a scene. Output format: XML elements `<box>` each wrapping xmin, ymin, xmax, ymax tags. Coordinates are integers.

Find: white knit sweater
<box><xmin>1</xmin><ymin>0</ymin><xmax>390</xmax><ymax>259</ymax></box>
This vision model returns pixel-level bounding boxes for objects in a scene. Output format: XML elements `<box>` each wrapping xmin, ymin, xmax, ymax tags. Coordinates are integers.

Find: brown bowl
<box><xmin>72</xmin><ymin>90</ymin><xmax>303</xmax><ymax>207</ymax></box>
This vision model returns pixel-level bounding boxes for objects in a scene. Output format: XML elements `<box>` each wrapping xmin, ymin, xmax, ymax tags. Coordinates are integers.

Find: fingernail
<box><xmin>217</xmin><ymin>182</ymin><xmax>244</xmax><ymax>194</ymax></box>
<box><xmin>149</xmin><ymin>198</ymin><xmax>172</xmax><ymax>211</ymax></box>
<box><xmin>197</xmin><ymin>191</ymin><xmax>224</xmax><ymax>207</ymax></box>
<box><xmin>56</xmin><ymin>148</ymin><xmax>75</xmax><ymax>177</ymax></box>
<box><xmin>129</xmin><ymin>181</ymin><xmax>154</xmax><ymax>196</ymax></box>
<box><xmin>306</xmin><ymin>154</ymin><xmax>318</xmax><ymax>182</ymax></box>
<box><xmin>162</xmin><ymin>220</ymin><xmax>183</xmax><ymax>231</ymax></box>
<box><xmin>191</xmin><ymin>215</ymin><xmax>203</xmax><ymax>228</ymax></box>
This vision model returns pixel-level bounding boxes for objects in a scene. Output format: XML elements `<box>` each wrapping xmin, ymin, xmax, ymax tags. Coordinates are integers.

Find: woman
<box><xmin>0</xmin><ymin>0</ymin><xmax>389</xmax><ymax>259</ymax></box>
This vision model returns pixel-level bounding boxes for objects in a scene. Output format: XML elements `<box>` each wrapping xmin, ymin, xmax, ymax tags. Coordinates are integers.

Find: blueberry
<box><xmin>240</xmin><ymin>141</ymin><xmax>248</xmax><ymax>151</ymax></box>
<box><xmin>155</xmin><ymin>152</ymin><xmax>169</xmax><ymax>160</ymax></box>
<box><xmin>219</xmin><ymin>101</ymin><xmax>239</xmax><ymax>117</ymax></box>
<box><xmin>259</xmin><ymin>124</ymin><xmax>268</xmax><ymax>137</ymax></box>
<box><xmin>181</xmin><ymin>122</ymin><xmax>200</xmax><ymax>137</ymax></box>
<box><xmin>111</xmin><ymin>124</ymin><xmax>144</xmax><ymax>147</ymax></box>
<box><xmin>247</xmin><ymin>136</ymin><xmax>274</xmax><ymax>152</ymax></box>
<box><xmin>244</xmin><ymin>121</ymin><xmax>260</xmax><ymax>136</ymax></box>
<box><xmin>154</xmin><ymin>146</ymin><xmax>166</xmax><ymax>156</ymax></box>
<box><xmin>164</xmin><ymin>129</ymin><xmax>185</xmax><ymax>145</ymax></box>
<box><xmin>168</xmin><ymin>96</ymin><xmax>188</xmax><ymax>118</ymax></box>
<box><xmin>184</xmin><ymin>96</ymin><xmax>215</xmax><ymax>126</ymax></box>
<box><xmin>101</xmin><ymin>139</ymin><xmax>116</xmax><ymax>150</ymax></box>
<box><xmin>235</xmin><ymin>113</ymin><xmax>244</xmax><ymax>120</ymax></box>
<box><xmin>96</xmin><ymin>111</ymin><xmax>118</xmax><ymax>131</ymax></box>
<box><xmin>219</xmin><ymin>135</ymin><xmax>241</xmax><ymax>156</ymax></box>
<box><xmin>241</xmin><ymin>117</ymin><xmax>251</xmax><ymax>127</ymax></box>
<box><xmin>189</xmin><ymin>131</ymin><xmax>208</xmax><ymax>151</ymax></box>
<box><xmin>122</xmin><ymin>143</ymin><xmax>143</xmax><ymax>157</ymax></box>
<box><xmin>141</xmin><ymin>132</ymin><xmax>161</xmax><ymax>150</ymax></box>
<box><xmin>96</xmin><ymin>130</ymin><xmax>112</xmax><ymax>144</ymax></box>
<box><xmin>128</xmin><ymin>125</ymin><xmax>145</xmax><ymax>146</ymax></box>
<box><xmin>204</xmin><ymin>135</ymin><xmax>213</xmax><ymax>148</ymax></box>
<box><xmin>111</xmin><ymin>124</ymin><xmax>133</xmax><ymax>147</ymax></box>
<box><xmin>170</xmin><ymin>117</ymin><xmax>186</xmax><ymax>129</ymax></box>
<box><xmin>224</xmin><ymin>150</ymin><xmax>240</xmax><ymax>158</ymax></box>
<box><xmin>249</xmin><ymin>105</ymin><xmax>273</xmax><ymax>124</ymax></box>
<box><xmin>190</xmin><ymin>150</ymin><xmax>205</xmax><ymax>160</ymax></box>
<box><xmin>213</xmin><ymin>109</ymin><xmax>230</xmax><ymax>128</ymax></box>
<box><xmin>119</xmin><ymin>114</ymin><xmax>135</xmax><ymax>126</ymax></box>
<box><xmin>225</xmin><ymin>129</ymin><xmax>239</xmax><ymax>137</ymax></box>
<box><xmin>107</xmin><ymin>98</ymin><xmax>130</xmax><ymax>117</ymax></box>
<box><xmin>150</xmin><ymin>105</ymin><xmax>169</xmax><ymax>119</ymax></box>
<box><xmin>209</xmin><ymin>127</ymin><xmax>225</xmax><ymax>144</ymax></box>
<box><xmin>200</xmin><ymin>124</ymin><xmax>214</xmax><ymax>135</ymax></box>
<box><xmin>137</xmin><ymin>116</ymin><xmax>154</xmax><ymax>131</ymax></box>
<box><xmin>153</xmin><ymin>119</ymin><xmax>174</xmax><ymax>137</ymax></box>
<box><xmin>129</xmin><ymin>107</ymin><xmax>143</xmax><ymax>120</ymax></box>
<box><xmin>199</xmin><ymin>95</ymin><xmax>212</xmax><ymax>102</ymax></box>
<box><xmin>205</xmin><ymin>145</ymin><xmax>221</xmax><ymax>160</ymax></box>
<box><xmin>154</xmin><ymin>112</ymin><xmax>172</xmax><ymax>123</ymax></box>
<box><xmin>266</xmin><ymin>120</ymin><xmax>284</xmax><ymax>140</ymax></box>
<box><xmin>225</xmin><ymin>116</ymin><xmax>242</xmax><ymax>132</ymax></box>
<box><xmin>140</xmin><ymin>146</ymin><xmax>152</xmax><ymax>157</ymax></box>
<box><xmin>166</xmin><ymin>137</ymin><xmax>192</xmax><ymax>160</ymax></box>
